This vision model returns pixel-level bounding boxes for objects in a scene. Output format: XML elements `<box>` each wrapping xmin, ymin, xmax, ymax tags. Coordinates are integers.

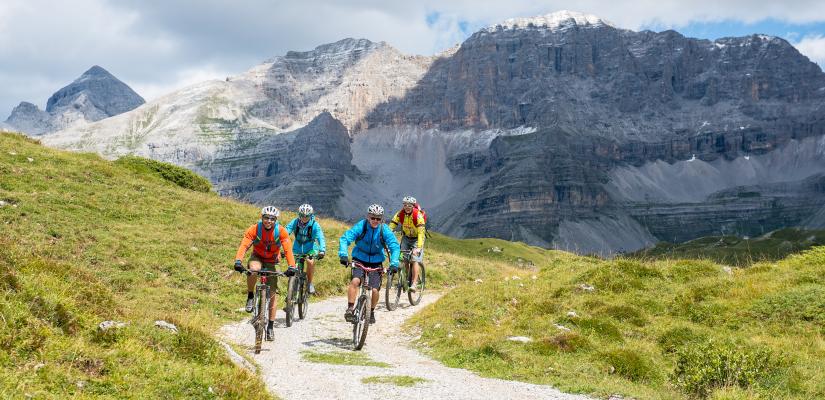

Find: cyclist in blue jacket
<box><xmin>285</xmin><ymin>204</ymin><xmax>326</xmax><ymax>294</ymax></box>
<box><xmin>339</xmin><ymin>204</ymin><xmax>400</xmax><ymax>324</ymax></box>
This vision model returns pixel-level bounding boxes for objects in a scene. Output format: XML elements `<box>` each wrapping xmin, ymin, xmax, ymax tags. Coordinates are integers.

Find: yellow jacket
<box><xmin>388</xmin><ymin>210</ymin><xmax>425</xmax><ymax>248</ymax></box>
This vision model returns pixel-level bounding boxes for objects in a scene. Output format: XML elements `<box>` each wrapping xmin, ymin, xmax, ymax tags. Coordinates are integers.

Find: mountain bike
<box><xmin>239</xmin><ymin>267</ymin><xmax>286</xmax><ymax>354</ymax></box>
<box><xmin>285</xmin><ymin>254</ymin><xmax>313</xmax><ymax>323</ymax></box>
<box><xmin>385</xmin><ymin>249</ymin><xmax>426</xmax><ymax>311</ymax></box>
<box><xmin>350</xmin><ymin>261</ymin><xmax>384</xmax><ymax>350</ymax></box>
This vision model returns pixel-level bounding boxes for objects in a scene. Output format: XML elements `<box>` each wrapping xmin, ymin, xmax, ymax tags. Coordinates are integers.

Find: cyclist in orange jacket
<box><xmin>234</xmin><ymin>206</ymin><xmax>296</xmax><ymax>341</ymax></box>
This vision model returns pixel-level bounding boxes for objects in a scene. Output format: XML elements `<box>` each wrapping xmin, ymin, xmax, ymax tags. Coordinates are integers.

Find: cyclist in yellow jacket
<box><xmin>388</xmin><ymin>196</ymin><xmax>425</xmax><ymax>292</ymax></box>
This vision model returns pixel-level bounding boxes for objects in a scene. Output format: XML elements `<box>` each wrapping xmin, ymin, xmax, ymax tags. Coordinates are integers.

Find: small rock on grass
<box><xmin>98</xmin><ymin>320</ymin><xmax>127</xmax><ymax>331</ymax></box>
<box><xmin>155</xmin><ymin>320</ymin><xmax>178</xmax><ymax>333</ymax></box>
<box><xmin>507</xmin><ymin>336</ymin><xmax>533</xmax><ymax>343</ymax></box>
<box><xmin>577</xmin><ymin>283</ymin><xmax>596</xmax><ymax>292</ymax></box>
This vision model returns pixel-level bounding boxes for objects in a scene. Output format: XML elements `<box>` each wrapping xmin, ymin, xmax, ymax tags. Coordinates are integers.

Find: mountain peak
<box><xmin>284</xmin><ymin>38</ymin><xmax>385</xmax><ymax>60</ymax></box>
<box><xmin>81</xmin><ymin>65</ymin><xmax>114</xmax><ymax>78</ymax></box>
<box><xmin>45</xmin><ymin>65</ymin><xmax>144</xmax><ymax>119</ymax></box>
<box><xmin>486</xmin><ymin>10</ymin><xmax>613</xmax><ymax>32</ymax></box>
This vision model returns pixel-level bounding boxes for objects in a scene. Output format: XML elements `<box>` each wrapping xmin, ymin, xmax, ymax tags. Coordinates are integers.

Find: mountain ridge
<box><xmin>39</xmin><ymin>11</ymin><xmax>825</xmax><ymax>255</ymax></box>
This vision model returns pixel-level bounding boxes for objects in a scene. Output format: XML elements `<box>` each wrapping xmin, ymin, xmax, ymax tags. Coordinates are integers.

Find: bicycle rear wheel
<box><xmin>352</xmin><ymin>294</ymin><xmax>370</xmax><ymax>350</ymax></box>
<box><xmin>285</xmin><ymin>276</ymin><xmax>297</xmax><ymax>327</ymax></box>
<box><xmin>385</xmin><ymin>270</ymin><xmax>402</xmax><ymax>311</ymax></box>
<box><xmin>297</xmin><ymin>275</ymin><xmax>309</xmax><ymax>320</ymax></box>
<box><xmin>408</xmin><ymin>263</ymin><xmax>425</xmax><ymax>306</ymax></box>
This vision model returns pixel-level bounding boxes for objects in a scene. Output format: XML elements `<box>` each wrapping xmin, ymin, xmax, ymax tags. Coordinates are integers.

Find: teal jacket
<box><xmin>285</xmin><ymin>216</ymin><xmax>326</xmax><ymax>255</ymax></box>
<box><xmin>338</xmin><ymin>219</ymin><xmax>399</xmax><ymax>267</ymax></box>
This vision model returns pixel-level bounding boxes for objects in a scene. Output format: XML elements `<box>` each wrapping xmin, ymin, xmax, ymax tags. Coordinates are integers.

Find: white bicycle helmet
<box><xmin>367</xmin><ymin>204</ymin><xmax>385</xmax><ymax>216</ymax></box>
<box><xmin>261</xmin><ymin>206</ymin><xmax>280</xmax><ymax>218</ymax></box>
<box><xmin>298</xmin><ymin>203</ymin><xmax>314</xmax><ymax>217</ymax></box>
<box><xmin>402</xmin><ymin>196</ymin><xmax>417</xmax><ymax>205</ymax></box>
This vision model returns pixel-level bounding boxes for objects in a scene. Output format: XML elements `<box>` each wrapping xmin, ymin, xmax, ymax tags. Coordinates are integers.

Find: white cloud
<box><xmin>130</xmin><ymin>64</ymin><xmax>236</xmax><ymax>102</ymax></box>
<box><xmin>2</xmin><ymin>0</ymin><xmax>825</xmax><ymax>116</ymax></box>
<box><xmin>794</xmin><ymin>34</ymin><xmax>825</xmax><ymax>68</ymax></box>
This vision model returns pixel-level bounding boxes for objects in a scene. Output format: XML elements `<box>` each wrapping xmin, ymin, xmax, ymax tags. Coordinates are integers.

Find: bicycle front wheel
<box><xmin>253</xmin><ymin>287</ymin><xmax>267</xmax><ymax>354</ymax></box>
<box><xmin>298</xmin><ymin>275</ymin><xmax>309</xmax><ymax>320</ymax></box>
<box><xmin>352</xmin><ymin>295</ymin><xmax>370</xmax><ymax>350</ymax></box>
<box><xmin>285</xmin><ymin>276</ymin><xmax>297</xmax><ymax>327</ymax></box>
<box><xmin>408</xmin><ymin>263</ymin><xmax>425</xmax><ymax>306</ymax></box>
<box><xmin>385</xmin><ymin>270</ymin><xmax>401</xmax><ymax>311</ymax></box>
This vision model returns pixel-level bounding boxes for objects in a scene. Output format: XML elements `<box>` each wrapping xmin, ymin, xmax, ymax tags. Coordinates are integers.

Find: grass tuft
<box><xmin>361</xmin><ymin>375</ymin><xmax>428</xmax><ymax>387</ymax></box>
<box><xmin>301</xmin><ymin>351</ymin><xmax>390</xmax><ymax>368</ymax></box>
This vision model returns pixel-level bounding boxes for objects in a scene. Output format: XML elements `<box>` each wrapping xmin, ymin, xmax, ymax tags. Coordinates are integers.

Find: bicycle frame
<box><xmin>240</xmin><ymin>268</ymin><xmax>284</xmax><ymax>353</ymax></box>
<box><xmin>351</xmin><ymin>261</ymin><xmax>383</xmax><ymax>350</ymax></box>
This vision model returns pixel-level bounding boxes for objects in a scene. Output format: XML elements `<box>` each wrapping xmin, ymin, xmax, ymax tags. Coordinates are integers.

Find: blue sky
<box><xmin>647</xmin><ymin>19</ymin><xmax>825</xmax><ymax>42</ymax></box>
<box><xmin>1</xmin><ymin>1</ymin><xmax>824</xmax><ymax>117</ymax></box>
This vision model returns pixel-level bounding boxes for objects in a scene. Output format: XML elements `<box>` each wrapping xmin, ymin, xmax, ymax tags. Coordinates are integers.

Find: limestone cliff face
<box><xmin>196</xmin><ymin>112</ymin><xmax>354</xmax><ymax>215</ymax></box>
<box><xmin>360</xmin><ymin>11</ymin><xmax>825</xmax><ymax>254</ymax></box>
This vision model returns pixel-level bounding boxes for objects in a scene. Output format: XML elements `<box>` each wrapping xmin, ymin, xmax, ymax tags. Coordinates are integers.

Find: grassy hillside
<box><xmin>409</xmin><ymin>247</ymin><xmax>825</xmax><ymax>399</ymax></box>
<box><xmin>0</xmin><ymin>132</ymin><xmax>521</xmax><ymax>398</ymax></box>
<box><xmin>631</xmin><ymin>228</ymin><xmax>825</xmax><ymax>266</ymax></box>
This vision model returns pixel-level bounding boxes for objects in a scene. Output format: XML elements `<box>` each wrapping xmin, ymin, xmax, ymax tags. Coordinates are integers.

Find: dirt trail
<box><xmin>220</xmin><ymin>294</ymin><xmax>591</xmax><ymax>400</ymax></box>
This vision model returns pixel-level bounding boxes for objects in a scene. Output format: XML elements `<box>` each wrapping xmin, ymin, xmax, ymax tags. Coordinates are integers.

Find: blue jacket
<box><xmin>286</xmin><ymin>216</ymin><xmax>326</xmax><ymax>255</ymax></box>
<box><xmin>338</xmin><ymin>219</ymin><xmax>400</xmax><ymax>267</ymax></box>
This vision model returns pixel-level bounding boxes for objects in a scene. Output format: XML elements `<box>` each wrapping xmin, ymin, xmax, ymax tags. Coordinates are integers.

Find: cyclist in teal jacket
<box><xmin>285</xmin><ymin>204</ymin><xmax>326</xmax><ymax>294</ymax></box>
<box><xmin>338</xmin><ymin>204</ymin><xmax>400</xmax><ymax>324</ymax></box>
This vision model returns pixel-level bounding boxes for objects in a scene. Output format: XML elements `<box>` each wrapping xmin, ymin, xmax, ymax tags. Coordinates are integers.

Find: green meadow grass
<box><xmin>631</xmin><ymin>228</ymin><xmax>825</xmax><ymax>266</ymax></box>
<box><xmin>408</xmin><ymin>249</ymin><xmax>825</xmax><ymax>399</ymax></box>
<box><xmin>0</xmin><ymin>132</ymin><xmax>517</xmax><ymax>397</ymax></box>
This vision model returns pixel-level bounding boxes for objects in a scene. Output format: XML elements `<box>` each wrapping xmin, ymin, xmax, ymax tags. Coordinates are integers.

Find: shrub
<box><xmin>115</xmin><ymin>156</ymin><xmax>212</xmax><ymax>193</ymax></box>
<box><xmin>602</xmin><ymin>304</ymin><xmax>648</xmax><ymax>326</ymax></box>
<box><xmin>575</xmin><ymin>317</ymin><xmax>623</xmax><ymax>341</ymax></box>
<box><xmin>673</xmin><ymin>339</ymin><xmax>786</xmax><ymax>398</ymax></box>
<box><xmin>749</xmin><ymin>286</ymin><xmax>825</xmax><ymax>324</ymax></box>
<box><xmin>537</xmin><ymin>332</ymin><xmax>590</xmax><ymax>353</ymax></box>
<box><xmin>600</xmin><ymin>348</ymin><xmax>658</xmax><ymax>382</ymax></box>
<box><xmin>657</xmin><ymin>326</ymin><xmax>705</xmax><ymax>354</ymax></box>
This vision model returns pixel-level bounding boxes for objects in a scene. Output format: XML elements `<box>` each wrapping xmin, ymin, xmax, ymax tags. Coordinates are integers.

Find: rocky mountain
<box><xmin>41</xmin><ymin>11</ymin><xmax>825</xmax><ymax>255</ymax></box>
<box><xmin>4</xmin><ymin>65</ymin><xmax>144</xmax><ymax>135</ymax></box>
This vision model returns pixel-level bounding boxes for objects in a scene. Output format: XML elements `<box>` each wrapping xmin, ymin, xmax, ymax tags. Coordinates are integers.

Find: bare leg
<box><xmin>269</xmin><ymin>286</ymin><xmax>278</xmax><ymax>322</ymax></box>
<box><xmin>347</xmin><ymin>278</ymin><xmax>360</xmax><ymax>305</ymax></box>
<box><xmin>247</xmin><ymin>260</ymin><xmax>262</xmax><ymax>292</ymax></box>
<box><xmin>370</xmin><ymin>288</ymin><xmax>379</xmax><ymax>308</ymax></box>
<box><xmin>306</xmin><ymin>258</ymin><xmax>315</xmax><ymax>283</ymax></box>
<box><xmin>411</xmin><ymin>261</ymin><xmax>420</xmax><ymax>286</ymax></box>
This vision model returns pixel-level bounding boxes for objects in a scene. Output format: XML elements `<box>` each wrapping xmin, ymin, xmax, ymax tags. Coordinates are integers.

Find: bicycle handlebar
<box><xmin>350</xmin><ymin>261</ymin><xmax>384</xmax><ymax>273</ymax></box>
<box><xmin>238</xmin><ymin>268</ymin><xmax>288</xmax><ymax>277</ymax></box>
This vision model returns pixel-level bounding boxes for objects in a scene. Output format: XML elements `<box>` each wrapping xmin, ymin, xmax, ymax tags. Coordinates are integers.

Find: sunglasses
<box><xmin>368</xmin><ymin>216</ymin><xmax>383</xmax><ymax>222</ymax></box>
<box><xmin>262</xmin><ymin>216</ymin><xmax>277</xmax><ymax>221</ymax></box>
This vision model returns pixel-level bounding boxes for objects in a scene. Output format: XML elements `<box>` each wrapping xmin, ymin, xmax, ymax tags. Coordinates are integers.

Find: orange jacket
<box><xmin>235</xmin><ymin>223</ymin><xmax>296</xmax><ymax>266</ymax></box>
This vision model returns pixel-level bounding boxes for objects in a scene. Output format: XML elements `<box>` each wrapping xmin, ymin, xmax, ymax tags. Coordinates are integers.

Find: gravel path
<box><xmin>219</xmin><ymin>293</ymin><xmax>591</xmax><ymax>400</ymax></box>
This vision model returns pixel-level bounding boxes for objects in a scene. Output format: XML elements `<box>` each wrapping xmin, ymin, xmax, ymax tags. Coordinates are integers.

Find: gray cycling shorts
<box><xmin>400</xmin><ymin>235</ymin><xmax>424</xmax><ymax>263</ymax></box>
<box><xmin>351</xmin><ymin>259</ymin><xmax>383</xmax><ymax>290</ymax></box>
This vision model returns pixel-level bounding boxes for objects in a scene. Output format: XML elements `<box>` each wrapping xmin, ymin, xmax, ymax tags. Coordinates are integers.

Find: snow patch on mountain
<box><xmin>485</xmin><ymin>10</ymin><xmax>613</xmax><ymax>32</ymax></box>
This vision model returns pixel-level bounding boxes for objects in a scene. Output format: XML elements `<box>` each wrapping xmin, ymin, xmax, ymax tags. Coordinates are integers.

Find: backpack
<box><xmin>252</xmin><ymin>221</ymin><xmax>281</xmax><ymax>251</ymax></box>
<box><xmin>292</xmin><ymin>219</ymin><xmax>313</xmax><ymax>243</ymax></box>
<box><xmin>397</xmin><ymin>203</ymin><xmax>431</xmax><ymax>238</ymax></box>
<box><xmin>355</xmin><ymin>220</ymin><xmax>388</xmax><ymax>256</ymax></box>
